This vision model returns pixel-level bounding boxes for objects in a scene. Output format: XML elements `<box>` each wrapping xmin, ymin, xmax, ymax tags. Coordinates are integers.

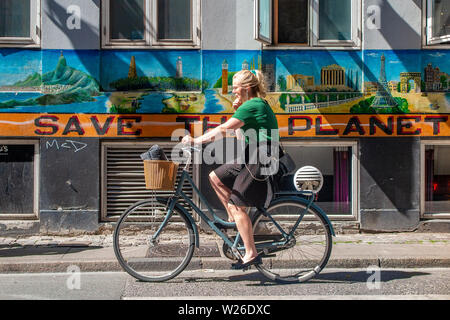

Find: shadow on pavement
<box><xmin>312</xmin><ymin>270</ymin><xmax>431</xmax><ymax>284</ymax></box>
<box><xmin>155</xmin><ymin>271</ymin><xmax>272</xmax><ymax>285</ymax></box>
<box><xmin>127</xmin><ymin>269</ymin><xmax>431</xmax><ymax>286</ymax></box>
<box><xmin>0</xmin><ymin>244</ymin><xmax>103</xmax><ymax>258</ymax></box>
<box><xmin>226</xmin><ymin>269</ymin><xmax>431</xmax><ymax>286</ymax></box>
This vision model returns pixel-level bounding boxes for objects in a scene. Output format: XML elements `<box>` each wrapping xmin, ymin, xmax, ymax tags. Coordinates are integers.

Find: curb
<box><xmin>0</xmin><ymin>261</ymin><xmax>122</xmax><ymax>273</ymax></box>
<box><xmin>1</xmin><ymin>257</ymin><xmax>450</xmax><ymax>273</ymax></box>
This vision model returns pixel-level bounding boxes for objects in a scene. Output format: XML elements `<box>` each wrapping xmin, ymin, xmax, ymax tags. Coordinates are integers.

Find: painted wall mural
<box><xmin>361</xmin><ymin>50</ymin><xmax>450</xmax><ymax>114</ymax></box>
<box><xmin>0</xmin><ymin>49</ymin><xmax>449</xmax><ymax>123</ymax></box>
<box><xmin>0</xmin><ymin>49</ymin><xmax>103</xmax><ymax>113</ymax></box>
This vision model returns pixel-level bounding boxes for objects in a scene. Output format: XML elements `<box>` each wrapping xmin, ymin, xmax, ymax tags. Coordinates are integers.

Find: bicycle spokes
<box><xmin>253</xmin><ymin>199</ymin><xmax>333</xmax><ymax>283</ymax></box>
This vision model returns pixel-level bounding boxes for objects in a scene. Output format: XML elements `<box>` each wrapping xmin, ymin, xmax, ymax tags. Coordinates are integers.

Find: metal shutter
<box><xmin>101</xmin><ymin>142</ymin><xmax>196</xmax><ymax>221</ymax></box>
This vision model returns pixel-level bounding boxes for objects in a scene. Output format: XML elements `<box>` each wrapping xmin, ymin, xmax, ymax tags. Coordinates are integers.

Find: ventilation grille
<box><xmin>293</xmin><ymin>166</ymin><xmax>324</xmax><ymax>193</ymax></box>
<box><xmin>102</xmin><ymin>143</ymin><xmax>194</xmax><ymax>220</ymax></box>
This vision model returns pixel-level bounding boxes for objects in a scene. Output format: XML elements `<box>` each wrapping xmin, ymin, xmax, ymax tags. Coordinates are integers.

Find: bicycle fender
<box><xmin>156</xmin><ymin>197</ymin><xmax>200</xmax><ymax>248</ymax></box>
<box><xmin>270</xmin><ymin>196</ymin><xmax>336</xmax><ymax>237</ymax></box>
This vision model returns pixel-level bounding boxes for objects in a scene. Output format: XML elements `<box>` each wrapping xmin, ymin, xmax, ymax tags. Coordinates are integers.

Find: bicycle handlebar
<box><xmin>180</xmin><ymin>145</ymin><xmax>201</xmax><ymax>170</ymax></box>
<box><xmin>181</xmin><ymin>145</ymin><xmax>201</xmax><ymax>153</ymax></box>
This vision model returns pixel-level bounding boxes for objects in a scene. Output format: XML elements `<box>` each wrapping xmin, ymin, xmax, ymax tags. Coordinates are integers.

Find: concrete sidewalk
<box><xmin>0</xmin><ymin>232</ymin><xmax>450</xmax><ymax>273</ymax></box>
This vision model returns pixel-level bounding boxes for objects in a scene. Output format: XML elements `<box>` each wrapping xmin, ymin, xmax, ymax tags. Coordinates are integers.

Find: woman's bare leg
<box><xmin>227</xmin><ymin>203</ymin><xmax>258</xmax><ymax>263</ymax></box>
<box><xmin>209</xmin><ymin>171</ymin><xmax>234</xmax><ymax>222</ymax></box>
<box><xmin>210</xmin><ymin>172</ymin><xmax>258</xmax><ymax>262</ymax></box>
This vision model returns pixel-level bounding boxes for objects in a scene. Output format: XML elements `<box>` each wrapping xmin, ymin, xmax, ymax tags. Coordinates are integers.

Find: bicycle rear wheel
<box><xmin>252</xmin><ymin>198</ymin><xmax>333</xmax><ymax>283</ymax></box>
<box><xmin>113</xmin><ymin>199</ymin><xmax>195</xmax><ymax>282</ymax></box>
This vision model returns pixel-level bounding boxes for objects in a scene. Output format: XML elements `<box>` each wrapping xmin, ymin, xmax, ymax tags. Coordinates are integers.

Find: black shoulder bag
<box><xmin>278</xmin><ymin>144</ymin><xmax>296</xmax><ymax>176</ymax></box>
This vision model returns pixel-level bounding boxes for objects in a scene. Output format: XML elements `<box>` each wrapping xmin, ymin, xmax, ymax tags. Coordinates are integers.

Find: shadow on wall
<box><xmin>44</xmin><ymin>0</ymin><xmax>146</xmax><ymax>88</ymax></box>
<box><xmin>376</xmin><ymin>0</ymin><xmax>422</xmax><ymax>48</ymax></box>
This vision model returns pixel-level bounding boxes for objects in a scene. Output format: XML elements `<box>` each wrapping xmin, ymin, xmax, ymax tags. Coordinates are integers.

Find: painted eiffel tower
<box><xmin>371</xmin><ymin>54</ymin><xmax>398</xmax><ymax>108</ymax></box>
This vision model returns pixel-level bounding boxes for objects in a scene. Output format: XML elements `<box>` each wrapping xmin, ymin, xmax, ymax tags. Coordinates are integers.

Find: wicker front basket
<box><xmin>143</xmin><ymin>160</ymin><xmax>179</xmax><ymax>190</ymax></box>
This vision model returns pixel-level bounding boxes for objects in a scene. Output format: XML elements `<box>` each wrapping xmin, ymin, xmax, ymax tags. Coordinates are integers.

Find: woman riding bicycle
<box><xmin>182</xmin><ymin>69</ymin><xmax>279</xmax><ymax>269</ymax></box>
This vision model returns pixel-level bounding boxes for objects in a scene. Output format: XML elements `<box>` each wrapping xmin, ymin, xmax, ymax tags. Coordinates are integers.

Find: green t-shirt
<box><xmin>232</xmin><ymin>97</ymin><xmax>279</xmax><ymax>143</ymax></box>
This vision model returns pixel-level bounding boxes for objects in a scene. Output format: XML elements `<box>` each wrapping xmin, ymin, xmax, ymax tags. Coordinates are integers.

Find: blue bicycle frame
<box><xmin>156</xmin><ymin>169</ymin><xmax>244</xmax><ymax>253</ymax></box>
<box><xmin>152</xmin><ymin>150</ymin><xmax>335</xmax><ymax>258</ymax></box>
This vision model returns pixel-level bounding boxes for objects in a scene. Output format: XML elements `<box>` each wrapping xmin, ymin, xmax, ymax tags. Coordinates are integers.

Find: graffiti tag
<box><xmin>46</xmin><ymin>139</ymin><xmax>87</xmax><ymax>153</ymax></box>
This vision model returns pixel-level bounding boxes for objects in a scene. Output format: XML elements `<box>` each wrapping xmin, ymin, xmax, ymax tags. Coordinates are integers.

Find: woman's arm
<box><xmin>182</xmin><ymin>117</ymin><xmax>244</xmax><ymax>145</ymax></box>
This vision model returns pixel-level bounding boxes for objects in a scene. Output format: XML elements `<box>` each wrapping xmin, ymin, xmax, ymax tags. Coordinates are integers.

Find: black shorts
<box><xmin>213</xmin><ymin>163</ymin><xmax>243</xmax><ymax>192</ymax></box>
<box><xmin>213</xmin><ymin>162</ymin><xmax>270</xmax><ymax>208</ymax></box>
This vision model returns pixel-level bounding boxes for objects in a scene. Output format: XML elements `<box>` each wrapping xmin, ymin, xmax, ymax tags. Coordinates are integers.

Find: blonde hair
<box><xmin>232</xmin><ymin>69</ymin><xmax>267</xmax><ymax>98</ymax></box>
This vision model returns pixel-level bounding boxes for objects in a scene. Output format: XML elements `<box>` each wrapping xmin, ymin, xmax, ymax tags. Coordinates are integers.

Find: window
<box><xmin>255</xmin><ymin>0</ymin><xmax>361</xmax><ymax>48</ymax></box>
<box><xmin>421</xmin><ymin>141</ymin><xmax>450</xmax><ymax>217</ymax></box>
<box><xmin>0</xmin><ymin>140</ymin><xmax>39</xmax><ymax>220</ymax></box>
<box><xmin>109</xmin><ymin>0</ymin><xmax>146</xmax><ymax>42</ymax></box>
<box><xmin>276</xmin><ymin>0</ymin><xmax>309</xmax><ymax>45</ymax></box>
<box><xmin>281</xmin><ymin>141</ymin><xmax>358</xmax><ymax>217</ymax></box>
<box><xmin>157</xmin><ymin>0</ymin><xmax>192</xmax><ymax>41</ymax></box>
<box><xmin>102</xmin><ymin>0</ymin><xmax>200</xmax><ymax>48</ymax></box>
<box><xmin>425</xmin><ymin>0</ymin><xmax>450</xmax><ymax>45</ymax></box>
<box><xmin>0</xmin><ymin>0</ymin><xmax>40</xmax><ymax>47</ymax></box>
<box><xmin>254</xmin><ymin>0</ymin><xmax>272</xmax><ymax>44</ymax></box>
<box><xmin>101</xmin><ymin>142</ymin><xmax>197</xmax><ymax>221</ymax></box>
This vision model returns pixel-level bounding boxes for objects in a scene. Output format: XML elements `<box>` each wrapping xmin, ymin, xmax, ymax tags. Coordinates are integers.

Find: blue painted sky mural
<box><xmin>263</xmin><ymin>50</ymin><xmax>363</xmax><ymax>91</ymax></box>
<box><xmin>0</xmin><ymin>49</ymin><xmax>449</xmax><ymax>114</ymax></box>
<box><xmin>364</xmin><ymin>50</ymin><xmax>422</xmax><ymax>82</ymax></box>
<box><xmin>202</xmin><ymin>50</ymin><xmax>261</xmax><ymax>87</ymax></box>
<box><xmin>0</xmin><ymin>49</ymin><xmax>41</xmax><ymax>87</ymax></box>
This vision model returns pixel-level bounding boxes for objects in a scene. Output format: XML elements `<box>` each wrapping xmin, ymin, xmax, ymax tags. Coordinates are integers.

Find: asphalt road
<box><xmin>0</xmin><ymin>268</ymin><xmax>449</xmax><ymax>301</ymax></box>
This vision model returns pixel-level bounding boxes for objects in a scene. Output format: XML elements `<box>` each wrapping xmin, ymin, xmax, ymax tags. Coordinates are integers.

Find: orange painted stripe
<box><xmin>0</xmin><ymin>113</ymin><xmax>448</xmax><ymax>137</ymax></box>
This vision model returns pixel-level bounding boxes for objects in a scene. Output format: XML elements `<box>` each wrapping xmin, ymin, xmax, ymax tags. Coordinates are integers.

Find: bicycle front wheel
<box><xmin>113</xmin><ymin>199</ymin><xmax>195</xmax><ymax>282</ymax></box>
<box><xmin>252</xmin><ymin>199</ymin><xmax>333</xmax><ymax>283</ymax></box>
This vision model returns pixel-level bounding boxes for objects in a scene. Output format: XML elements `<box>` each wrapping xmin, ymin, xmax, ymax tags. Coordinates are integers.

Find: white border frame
<box><xmin>0</xmin><ymin>140</ymin><xmax>39</xmax><ymax>220</ymax></box>
<box><xmin>422</xmin><ymin>0</ymin><xmax>450</xmax><ymax>49</ymax></box>
<box><xmin>420</xmin><ymin>140</ymin><xmax>450</xmax><ymax>219</ymax></box>
<box><xmin>254</xmin><ymin>0</ymin><xmax>273</xmax><ymax>45</ymax></box>
<box><xmin>425</xmin><ymin>0</ymin><xmax>450</xmax><ymax>45</ymax></box>
<box><xmin>100</xmin><ymin>141</ymin><xmax>200</xmax><ymax>222</ymax></box>
<box><xmin>282</xmin><ymin>140</ymin><xmax>359</xmax><ymax>221</ymax></box>
<box><xmin>0</xmin><ymin>0</ymin><xmax>41</xmax><ymax>48</ymax></box>
<box><xmin>102</xmin><ymin>0</ymin><xmax>200</xmax><ymax>49</ymax></box>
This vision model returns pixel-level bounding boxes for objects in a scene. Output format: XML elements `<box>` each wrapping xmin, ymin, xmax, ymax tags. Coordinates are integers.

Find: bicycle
<box><xmin>113</xmin><ymin>146</ymin><xmax>335</xmax><ymax>283</ymax></box>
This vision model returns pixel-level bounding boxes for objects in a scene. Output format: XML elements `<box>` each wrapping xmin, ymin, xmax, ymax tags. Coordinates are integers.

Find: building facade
<box><xmin>0</xmin><ymin>0</ymin><xmax>449</xmax><ymax>235</ymax></box>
